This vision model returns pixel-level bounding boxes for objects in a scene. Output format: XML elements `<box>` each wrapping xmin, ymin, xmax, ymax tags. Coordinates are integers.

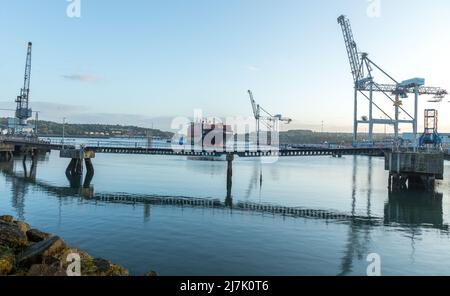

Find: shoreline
<box><xmin>0</xmin><ymin>215</ymin><xmax>156</xmax><ymax>276</ymax></box>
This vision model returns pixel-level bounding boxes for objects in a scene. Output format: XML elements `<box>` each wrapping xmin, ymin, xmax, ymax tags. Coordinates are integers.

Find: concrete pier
<box><xmin>385</xmin><ymin>151</ymin><xmax>444</xmax><ymax>191</ymax></box>
<box><xmin>60</xmin><ymin>149</ymin><xmax>96</xmax><ymax>177</ymax></box>
<box><xmin>0</xmin><ymin>143</ymin><xmax>14</xmax><ymax>162</ymax></box>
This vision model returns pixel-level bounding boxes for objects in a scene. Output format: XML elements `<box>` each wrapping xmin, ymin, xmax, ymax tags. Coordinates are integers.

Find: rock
<box><xmin>0</xmin><ymin>214</ymin><xmax>137</xmax><ymax>276</ymax></box>
<box><xmin>26</xmin><ymin>229</ymin><xmax>52</xmax><ymax>243</ymax></box>
<box><xmin>0</xmin><ymin>256</ymin><xmax>14</xmax><ymax>275</ymax></box>
<box><xmin>0</xmin><ymin>215</ymin><xmax>14</xmax><ymax>223</ymax></box>
<box><xmin>93</xmin><ymin>258</ymin><xmax>110</xmax><ymax>273</ymax></box>
<box><xmin>58</xmin><ymin>251</ymin><xmax>129</xmax><ymax>276</ymax></box>
<box><xmin>27</xmin><ymin>264</ymin><xmax>67</xmax><ymax>276</ymax></box>
<box><xmin>18</xmin><ymin>236</ymin><xmax>67</xmax><ymax>267</ymax></box>
<box><xmin>15</xmin><ymin>221</ymin><xmax>31</xmax><ymax>236</ymax></box>
<box><xmin>0</xmin><ymin>221</ymin><xmax>28</xmax><ymax>248</ymax></box>
<box><xmin>91</xmin><ymin>258</ymin><xmax>129</xmax><ymax>276</ymax></box>
<box><xmin>0</xmin><ymin>246</ymin><xmax>15</xmax><ymax>275</ymax></box>
<box><xmin>143</xmin><ymin>271</ymin><xmax>158</xmax><ymax>276</ymax></box>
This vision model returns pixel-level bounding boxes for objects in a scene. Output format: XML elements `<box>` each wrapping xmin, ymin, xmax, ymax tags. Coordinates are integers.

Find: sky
<box><xmin>0</xmin><ymin>0</ymin><xmax>449</xmax><ymax>133</ymax></box>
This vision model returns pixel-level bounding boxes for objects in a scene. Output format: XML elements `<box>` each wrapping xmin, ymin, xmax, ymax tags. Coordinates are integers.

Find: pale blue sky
<box><xmin>0</xmin><ymin>0</ymin><xmax>449</xmax><ymax>132</ymax></box>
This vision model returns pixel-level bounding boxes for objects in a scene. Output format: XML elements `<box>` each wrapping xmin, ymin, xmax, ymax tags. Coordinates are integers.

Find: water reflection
<box><xmin>1</xmin><ymin>155</ymin><xmax>450</xmax><ymax>275</ymax></box>
<box><xmin>0</xmin><ymin>156</ymin><xmax>41</xmax><ymax>221</ymax></box>
<box><xmin>385</xmin><ymin>190</ymin><xmax>445</xmax><ymax>229</ymax></box>
<box><xmin>339</xmin><ymin>156</ymin><xmax>448</xmax><ymax>275</ymax></box>
<box><xmin>65</xmin><ymin>167</ymin><xmax>94</xmax><ymax>196</ymax></box>
<box><xmin>245</xmin><ymin>163</ymin><xmax>262</xmax><ymax>200</ymax></box>
<box><xmin>1</xmin><ymin>161</ymin><xmax>384</xmax><ymax>225</ymax></box>
<box><xmin>339</xmin><ymin>156</ymin><xmax>373</xmax><ymax>276</ymax></box>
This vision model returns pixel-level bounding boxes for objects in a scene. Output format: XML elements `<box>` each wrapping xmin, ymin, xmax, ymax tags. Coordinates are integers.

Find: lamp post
<box><xmin>62</xmin><ymin>117</ymin><xmax>66</xmax><ymax>149</ymax></box>
<box><xmin>34</xmin><ymin>111</ymin><xmax>40</xmax><ymax>137</ymax></box>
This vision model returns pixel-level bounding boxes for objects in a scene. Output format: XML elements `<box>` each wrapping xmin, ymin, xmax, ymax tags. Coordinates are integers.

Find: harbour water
<box><xmin>1</xmin><ymin>150</ymin><xmax>450</xmax><ymax>275</ymax></box>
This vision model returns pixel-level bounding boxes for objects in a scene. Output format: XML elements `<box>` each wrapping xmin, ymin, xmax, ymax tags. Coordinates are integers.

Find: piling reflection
<box><xmin>339</xmin><ymin>156</ymin><xmax>373</xmax><ymax>276</ymax></box>
<box><xmin>385</xmin><ymin>190</ymin><xmax>445</xmax><ymax>228</ymax></box>
<box><xmin>1</xmin><ymin>161</ymin><xmax>384</xmax><ymax>226</ymax></box>
<box><xmin>0</xmin><ymin>155</ymin><xmax>43</xmax><ymax>220</ymax></box>
<box><xmin>339</xmin><ymin>155</ymin><xmax>448</xmax><ymax>275</ymax></box>
<box><xmin>64</xmin><ymin>158</ymin><xmax>95</xmax><ymax>198</ymax></box>
<box><xmin>0</xmin><ymin>161</ymin><xmax>26</xmax><ymax>221</ymax></box>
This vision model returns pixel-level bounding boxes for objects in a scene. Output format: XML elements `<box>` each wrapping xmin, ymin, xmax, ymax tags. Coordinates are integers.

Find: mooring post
<box><xmin>66</xmin><ymin>159</ymin><xmax>76</xmax><ymax>175</ymax></box>
<box><xmin>85</xmin><ymin>158</ymin><xmax>94</xmax><ymax>175</ymax></box>
<box><xmin>388</xmin><ymin>173</ymin><xmax>392</xmax><ymax>190</ymax></box>
<box><xmin>31</xmin><ymin>149</ymin><xmax>38</xmax><ymax>165</ymax></box>
<box><xmin>75</xmin><ymin>158</ymin><xmax>83</xmax><ymax>175</ymax></box>
<box><xmin>61</xmin><ymin>148</ymin><xmax>96</xmax><ymax>189</ymax></box>
<box><xmin>66</xmin><ymin>169</ymin><xmax>82</xmax><ymax>188</ymax></box>
<box><xmin>29</xmin><ymin>150</ymin><xmax>38</xmax><ymax>179</ymax></box>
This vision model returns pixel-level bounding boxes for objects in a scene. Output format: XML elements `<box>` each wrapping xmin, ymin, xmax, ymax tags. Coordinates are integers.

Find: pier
<box><xmin>0</xmin><ymin>135</ymin><xmax>447</xmax><ymax>193</ymax></box>
<box><xmin>386</xmin><ymin>151</ymin><xmax>444</xmax><ymax>191</ymax></box>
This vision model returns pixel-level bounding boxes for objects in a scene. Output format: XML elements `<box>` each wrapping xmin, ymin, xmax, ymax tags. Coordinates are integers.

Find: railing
<box><xmin>39</xmin><ymin>137</ymin><xmax>271</xmax><ymax>151</ymax></box>
<box><xmin>1</xmin><ymin>136</ymin><xmax>53</xmax><ymax>146</ymax></box>
<box><xmin>2</xmin><ymin>136</ymin><xmax>388</xmax><ymax>157</ymax></box>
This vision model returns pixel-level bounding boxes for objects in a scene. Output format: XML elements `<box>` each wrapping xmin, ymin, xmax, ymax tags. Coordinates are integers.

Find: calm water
<box><xmin>1</xmin><ymin>151</ymin><xmax>450</xmax><ymax>275</ymax></box>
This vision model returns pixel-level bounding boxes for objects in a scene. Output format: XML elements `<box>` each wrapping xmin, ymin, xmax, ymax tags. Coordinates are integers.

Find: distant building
<box><xmin>187</xmin><ymin>121</ymin><xmax>233</xmax><ymax>148</ymax></box>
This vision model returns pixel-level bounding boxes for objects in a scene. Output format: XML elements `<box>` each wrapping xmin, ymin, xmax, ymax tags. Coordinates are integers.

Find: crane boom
<box><xmin>338</xmin><ymin>16</ymin><xmax>447</xmax><ymax>99</ymax></box>
<box><xmin>15</xmin><ymin>42</ymin><xmax>33</xmax><ymax>125</ymax></box>
<box><xmin>337</xmin><ymin>15</ymin><xmax>362</xmax><ymax>83</ymax></box>
<box><xmin>248</xmin><ymin>90</ymin><xmax>259</xmax><ymax>119</ymax></box>
<box><xmin>370</xmin><ymin>83</ymin><xmax>447</xmax><ymax>98</ymax></box>
<box><xmin>247</xmin><ymin>90</ymin><xmax>292</xmax><ymax>123</ymax></box>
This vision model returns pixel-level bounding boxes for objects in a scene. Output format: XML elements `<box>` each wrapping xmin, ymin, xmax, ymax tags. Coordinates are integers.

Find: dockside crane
<box><xmin>15</xmin><ymin>42</ymin><xmax>33</xmax><ymax>132</ymax></box>
<box><xmin>248</xmin><ymin>90</ymin><xmax>292</xmax><ymax>147</ymax></box>
<box><xmin>337</xmin><ymin>15</ymin><xmax>447</xmax><ymax>148</ymax></box>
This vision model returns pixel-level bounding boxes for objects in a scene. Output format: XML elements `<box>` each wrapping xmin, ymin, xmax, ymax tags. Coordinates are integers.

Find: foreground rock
<box><xmin>26</xmin><ymin>229</ymin><xmax>52</xmax><ymax>243</ymax></box>
<box><xmin>0</xmin><ymin>221</ymin><xmax>28</xmax><ymax>249</ymax></box>
<box><xmin>0</xmin><ymin>215</ymin><xmax>132</xmax><ymax>276</ymax></box>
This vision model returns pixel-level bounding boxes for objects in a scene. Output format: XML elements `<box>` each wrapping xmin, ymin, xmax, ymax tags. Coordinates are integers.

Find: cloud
<box><xmin>62</xmin><ymin>74</ymin><xmax>102</xmax><ymax>82</ymax></box>
<box><xmin>246</xmin><ymin>65</ymin><xmax>260</xmax><ymax>72</ymax></box>
<box><xmin>32</xmin><ymin>101</ymin><xmax>89</xmax><ymax>114</ymax></box>
<box><xmin>0</xmin><ymin>100</ymin><xmax>89</xmax><ymax>119</ymax></box>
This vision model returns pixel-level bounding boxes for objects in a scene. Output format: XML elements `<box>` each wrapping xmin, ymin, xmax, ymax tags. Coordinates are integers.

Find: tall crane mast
<box><xmin>15</xmin><ymin>42</ymin><xmax>33</xmax><ymax>128</ymax></box>
<box><xmin>337</xmin><ymin>15</ymin><xmax>447</xmax><ymax>148</ymax></box>
<box><xmin>247</xmin><ymin>90</ymin><xmax>292</xmax><ymax>148</ymax></box>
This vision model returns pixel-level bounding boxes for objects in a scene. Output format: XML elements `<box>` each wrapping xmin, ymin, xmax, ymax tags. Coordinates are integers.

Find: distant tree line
<box><xmin>0</xmin><ymin>118</ymin><xmax>173</xmax><ymax>138</ymax></box>
<box><xmin>0</xmin><ymin>117</ymin><xmax>390</xmax><ymax>144</ymax></box>
<box><xmin>279</xmin><ymin>129</ymin><xmax>391</xmax><ymax>145</ymax></box>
